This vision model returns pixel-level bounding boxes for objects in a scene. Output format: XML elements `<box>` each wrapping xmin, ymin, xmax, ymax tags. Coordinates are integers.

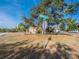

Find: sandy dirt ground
<box><xmin>0</xmin><ymin>32</ymin><xmax>79</xmax><ymax>59</ymax></box>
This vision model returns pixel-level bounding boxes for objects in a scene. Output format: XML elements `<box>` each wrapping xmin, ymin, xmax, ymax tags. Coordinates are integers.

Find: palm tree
<box><xmin>66</xmin><ymin>18</ymin><xmax>77</xmax><ymax>31</ymax></box>
<box><xmin>17</xmin><ymin>23</ymin><xmax>25</xmax><ymax>32</ymax></box>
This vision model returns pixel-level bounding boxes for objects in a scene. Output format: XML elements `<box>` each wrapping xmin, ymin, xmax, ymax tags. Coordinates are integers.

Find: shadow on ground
<box><xmin>0</xmin><ymin>40</ymin><xmax>79</xmax><ymax>59</ymax></box>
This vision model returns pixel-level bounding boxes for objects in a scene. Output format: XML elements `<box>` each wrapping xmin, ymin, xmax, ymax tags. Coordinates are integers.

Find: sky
<box><xmin>0</xmin><ymin>0</ymin><xmax>79</xmax><ymax>28</ymax></box>
<box><xmin>0</xmin><ymin>0</ymin><xmax>41</xmax><ymax>28</ymax></box>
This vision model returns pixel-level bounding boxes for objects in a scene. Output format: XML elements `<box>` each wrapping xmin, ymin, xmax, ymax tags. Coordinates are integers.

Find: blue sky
<box><xmin>0</xmin><ymin>0</ymin><xmax>41</xmax><ymax>28</ymax></box>
<box><xmin>0</xmin><ymin>0</ymin><xmax>79</xmax><ymax>28</ymax></box>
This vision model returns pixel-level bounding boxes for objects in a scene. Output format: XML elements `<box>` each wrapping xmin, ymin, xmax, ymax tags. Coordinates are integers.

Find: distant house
<box><xmin>25</xmin><ymin>27</ymin><xmax>37</xmax><ymax>34</ymax></box>
<box><xmin>69</xmin><ymin>30</ymin><xmax>79</xmax><ymax>33</ymax></box>
<box><xmin>47</xmin><ymin>22</ymin><xmax>61</xmax><ymax>33</ymax></box>
<box><xmin>25</xmin><ymin>22</ymin><xmax>61</xmax><ymax>34</ymax></box>
<box><xmin>28</xmin><ymin>27</ymin><xmax>37</xmax><ymax>34</ymax></box>
<box><xmin>27</xmin><ymin>22</ymin><xmax>61</xmax><ymax>34</ymax></box>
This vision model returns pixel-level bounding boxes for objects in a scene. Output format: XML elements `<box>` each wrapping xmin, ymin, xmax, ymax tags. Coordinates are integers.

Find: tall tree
<box><xmin>22</xmin><ymin>0</ymin><xmax>79</xmax><ymax>33</ymax></box>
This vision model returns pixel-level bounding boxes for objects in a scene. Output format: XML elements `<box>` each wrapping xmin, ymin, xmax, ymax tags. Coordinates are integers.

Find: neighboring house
<box><xmin>26</xmin><ymin>22</ymin><xmax>61</xmax><ymax>34</ymax></box>
<box><xmin>25</xmin><ymin>22</ymin><xmax>61</xmax><ymax>34</ymax></box>
<box><xmin>28</xmin><ymin>27</ymin><xmax>37</xmax><ymax>34</ymax></box>
<box><xmin>48</xmin><ymin>22</ymin><xmax>61</xmax><ymax>33</ymax></box>
<box><xmin>69</xmin><ymin>30</ymin><xmax>79</xmax><ymax>33</ymax></box>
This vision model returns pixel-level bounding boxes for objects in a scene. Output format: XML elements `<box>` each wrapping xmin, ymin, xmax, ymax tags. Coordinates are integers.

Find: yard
<box><xmin>0</xmin><ymin>32</ymin><xmax>79</xmax><ymax>59</ymax></box>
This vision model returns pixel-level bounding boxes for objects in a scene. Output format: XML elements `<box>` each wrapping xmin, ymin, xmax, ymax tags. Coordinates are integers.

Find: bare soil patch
<box><xmin>0</xmin><ymin>32</ymin><xmax>79</xmax><ymax>59</ymax></box>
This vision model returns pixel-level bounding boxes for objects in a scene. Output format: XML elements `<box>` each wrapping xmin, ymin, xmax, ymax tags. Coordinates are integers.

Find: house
<box><xmin>28</xmin><ymin>27</ymin><xmax>37</xmax><ymax>34</ymax></box>
<box><xmin>47</xmin><ymin>22</ymin><xmax>61</xmax><ymax>33</ymax></box>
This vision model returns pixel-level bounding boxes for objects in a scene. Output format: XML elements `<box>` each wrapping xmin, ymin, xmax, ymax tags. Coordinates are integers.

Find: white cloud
<box><xmin>0</xmin><ymin>12</ymin><xmax>18</xmax><ymax>28</ymax></box>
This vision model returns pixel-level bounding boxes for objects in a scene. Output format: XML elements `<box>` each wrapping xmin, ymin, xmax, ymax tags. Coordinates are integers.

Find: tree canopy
<box><xmin>22</xmin><ymin>0</ymin><xmax>79</xmax><ymax>32</ymax></box>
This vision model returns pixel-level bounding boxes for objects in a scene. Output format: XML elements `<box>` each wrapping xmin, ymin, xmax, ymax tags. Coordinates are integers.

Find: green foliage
<box><xmin>17</xmin><ymin>23</ymin><xmax>26</xmax><ymax>32</ymax></box>
<box><xmin>22</xmin><ymin>16</ymin><xmax>35</xmax><ymax>27</ymax></box>
<box><xmin>0</xmin><ymin>28</ymin><xmax>17</xmax><ymax>32</ymax></box>
<box><xmin>66</xmin><ymin>18</ymin><xmax>78</xmax><ymax>30</ymax></box>
<box><xmin>21</xmin><ymin>0</ymin><xmax>79</xmax><ymax>33</ymax></box>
